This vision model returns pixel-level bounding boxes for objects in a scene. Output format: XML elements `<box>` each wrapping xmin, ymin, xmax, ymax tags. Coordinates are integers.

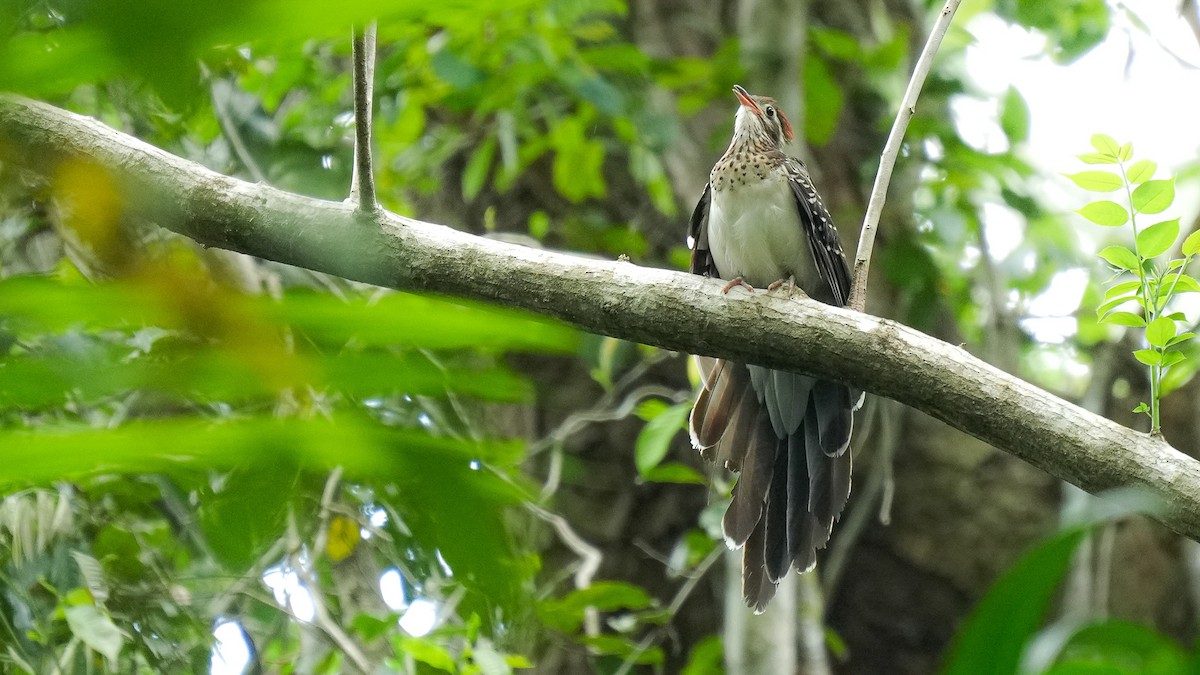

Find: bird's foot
<box><xmin>722</xmin><ymin>277</ymin><xmax>755</xmax><ymax>294</ymax></box>
<box><xmin>767</xmin><ymin>276</ymin><xmax>808</xmax><ymax>299</ymax></box>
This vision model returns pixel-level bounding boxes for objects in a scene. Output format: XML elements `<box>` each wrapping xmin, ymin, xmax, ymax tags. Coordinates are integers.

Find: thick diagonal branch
<box><xmin>2</xmin><ymin>94</ymin><xmax>1200</xmax><ymax>542</ymax></box>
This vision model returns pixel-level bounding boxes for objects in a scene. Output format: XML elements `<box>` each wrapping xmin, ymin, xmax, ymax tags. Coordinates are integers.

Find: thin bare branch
<box><xmin>349</xmin><ymin>22</ymin><xmax>379</xmax><ymax>214</ymax></box>
<box><xmin>286</xmin><ymin>508</ymin><xmax>372</xmax><ymax>673</ymax></box>
<box><xmin>849</xmin><ymin>0</ymin><xmax>962</xmax><ymax>312</ymax></box>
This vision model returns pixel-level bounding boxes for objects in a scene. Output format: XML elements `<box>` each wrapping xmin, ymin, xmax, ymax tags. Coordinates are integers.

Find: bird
<box><xmin>687</xmin><ymin>85</ymin><xmax>858</xmax><ymax>612</ymax></box>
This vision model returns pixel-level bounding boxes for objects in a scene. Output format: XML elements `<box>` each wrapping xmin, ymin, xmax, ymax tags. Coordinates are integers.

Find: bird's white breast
<box><xmin>707</xmin><ymin>173</ymin><xmax>816</xmax><ymax>289</ymax></box>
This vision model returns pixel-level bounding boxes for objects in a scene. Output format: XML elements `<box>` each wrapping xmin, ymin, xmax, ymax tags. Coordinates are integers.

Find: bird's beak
<box><xmin>733</xmin><ymin>85</ymin><xmax>762</xmax><ymax>115</ymax></box>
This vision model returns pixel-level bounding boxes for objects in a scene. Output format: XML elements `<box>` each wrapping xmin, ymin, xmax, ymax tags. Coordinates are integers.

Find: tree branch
<box><xmin>349</xmin><ymin>22</ymin><xmax>378</xmax><ymax>214</ymax></box>
<box><xmin>3</xmin><ymin>94</ymin><xmax>1200</xmax><ymax>541</ymax></box>
<box><xmin>849</xmin><ymin>0</ymin><xmax>962</xmax><ymax>311</ymax></box>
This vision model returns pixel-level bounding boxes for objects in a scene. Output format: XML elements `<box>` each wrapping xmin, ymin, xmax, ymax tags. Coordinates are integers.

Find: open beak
<box><xmin>733</xmin><ymin>85</ymin><xmax>761</xmax><ymax>115</ymax></box>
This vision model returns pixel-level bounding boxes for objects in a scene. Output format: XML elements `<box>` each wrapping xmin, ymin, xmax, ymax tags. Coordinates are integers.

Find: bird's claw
<box><xmin>722</xmin><ymin>277</ymin><xmax>755</xmax><ymax>294</ymax></box>
<box><xmin>767</xmin><ymin>276</ymin><xmax>807</xmax><ymax>299</ymax></box>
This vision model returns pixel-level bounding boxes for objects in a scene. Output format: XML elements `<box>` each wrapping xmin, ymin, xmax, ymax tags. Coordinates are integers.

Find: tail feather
<box><xmin>814</xmin><ymin>380</ymin><xmax>853</xmax><ymax>456</ymax></box>
<box><xmin>715</xmin><ymin>382</ymin><xmax>760</xmax><ymax>472</ymax></box>
<box><xmin>721</xmin><ymin>407</ymin><xmax>776</xmax><ymax>548</ymax></box>
<box><xmin>742</xmin><ymin>519</ymin><xmax>777</xmax><ymax>614</ymax></box>
<box><xmin>786</xmin><ymin>431</ymin><xmax>818</xmax><ymax>573</ymax></box>
<box><xmin>689</xmin><ymin>360</ymin><xmax>858</xmax><ymax>610</ymax></box>
<box><xmin>763</xmin><ymin>439</ymin><xmax>790</xmax><ymax>582</ymax></box>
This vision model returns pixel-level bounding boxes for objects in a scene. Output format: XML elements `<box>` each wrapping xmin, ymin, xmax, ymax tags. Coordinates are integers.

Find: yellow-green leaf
<box><xmin>1104</xmin><ymin>280</ymin><xmax>1142</xmax><ymax>300</ymax></box>
<box><xmin>1090</xmin><ymin>133</ymin><xmax>1120</xmax><ymax>156</ymax></box>
<box><xmin>1064</xmin><ymin>170</ymin><xmax>1122</xmax><ymax>192</ymax></box>
<box><xmin>1077</xmin><ymin>201</ymin><xmax>1128</xmax><ymax>227</ymax></box>
<box><xmin>1133</xmin><ymin>349</ymin><xmax>1161</xmax><ymax>366</ymax></box>
<box><xmin>1097</xmin><ymin>245</ymin><xmax>1139</xmax><ymax>271</ymax></box>
<box><xmin>1136</xmin><ymin>219</ymin><xmax>1179</xmax><ymax>259</ymax></box>
<box><xmin>1104</xmin><ymin>311</ymin><xmax>1145</xmax><ymax>327</ymax></box>
<box><xmin>1183</xmin><ymin>230</ymin><xmax>1200</xmax><ymax>256</ymax></box>
<box><xmin>1146</xmin><ymin>317</ymin><xmax>1176</xmax><ymax>348</ymax></box>
<box><xmin>1078</xmin><ymin>152</ymin><xmax>1118</xmax><ymax>165</ymax></box>
<box><xmin>1000</xmin><ymin>86</ymin><xmax>1029</xmax><ymax>143</ymax></box>
<box><xmin>1132</xmin><ymin>179</ymin><xmax>1175</xmax><ymax>215</ymax></box>
<box><xmin>1125</xmin><ymin>159</ymin><xmax>1156</xmax><ymax>184</ymax></box>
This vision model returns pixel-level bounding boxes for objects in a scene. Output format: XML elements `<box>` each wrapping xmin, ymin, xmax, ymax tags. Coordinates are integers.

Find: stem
<box><xmin>849</xmin><ymin>0</ymin><xmax>963</xmax><ymax>312</ymax></box>
<box><xmin>1119</xmin><ymin>160</ymin><xmax>1159</xmax><ymax>434</ymax></box>
<box><xmin>349</xmin><ymin>23</ymin><xmax>379</xmax><ymax>215</ymax></box>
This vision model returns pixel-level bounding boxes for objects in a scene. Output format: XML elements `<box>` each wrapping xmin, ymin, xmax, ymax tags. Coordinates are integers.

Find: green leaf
<box><xmin>999</xmin><ymin>87</ymin><xmax>1029</xmax><ymax>143</ymax></box>
<box><xmin>682</xmin><ymin>636</ymin><xmax>724</xmax><ymax>675</ymax></box>
<box><xmin>1146</xmin><ymin>317</ymin><xmax>1176</xmax><ymax>348</ymax></box>
<box><xmin>1161</xmin><ymin>351</ymin><xmax>1186</xmax><ymax>368</ymax></box>
<box><xmin>64</xmin><ymin>605</ymin><xmax>124</xmax><ymax>663</ymax></box>
<box><xmin>1064</xmin><ymin>170</ymin><xmax>1122</xmax><ymax>192</ymax></box>
<box><xmin>635</xmin><ymin>403</ymin><xmax>689</xmax><ymax>475</ymax></box>
<box><xmin>462</xmin><ymin>135</ymin><xmax>497</xmax><ymax>200</ymax></box>
<box><xmin>1161</xmin><ymin>359</ymin><xmax>1197</xmax><ymax>395</ymax></box>
<box><xmin>1104</xmin><ymin>280</ymin><xmax>1142</xmax><ymax>299</ymax></box>
<box><xmin>1090</xmin><ymin>133</ymin><xmax>1120</xmax><ymax>156</ymax></box>
<box><xmin>1133</xmin><ymin>349</ymin><xmax>1161</xmax><ymax>366</ymax></box>
<box><xmin>1097</xmin><ymin>246</ymin><xmax>1140</xmax><ymax>271</ymax></box>
<box><xmin>1096</xmin><ymin>295</ymin><xmax>1138</xmax><ymax>316</ymax></box>
<box><xmin>1132</xmin><ymin>179</ymin><xmax>1175</xmax><ymax>214</ymax></box>
<box><xmin>1163</xmin><ymin>273</ymin><xmax>1200</xmax><ymax>293</ymax></box>
<box><xmin>1125</xmin><ymin>159</ymin><xmax>1156</xmax><ymax>184</ymax></box>
<box><xmin>1103</xmin><ymin>311</ymin><xmax>1145</xmax><ymax>327</ymax></box>
<box><xmin>642</xmin><ymin>462</ymin><xmax>706</xmax><ymax>485</ymax></box>
<box><xmin>397</xmin><ymin>637</ymin><xmax>457</xmax><ymax>672</ymax></box>
<box><xmin>539</xmin><ymin>582</ymin><xmax>654</xmax><ymax>633</ymax></box>
<box><xmin>71</xmin><ymin>552</ymin><xmax>110</xmax><ymax>604</ymax></box>
<box><xmin>1183</xmin><ymin>230</ymin><xmax>1200</xmax><ymax>256</ymax></box>
<box><xmin>528</xmin><ymin>211</ymin><xmax>550</xmax><ymax>240</ymax></box>
<box><xmin>1076</xmin><ymin>201</ymin><xmax>1128</xmax><ymax>226</ymax></box>
<box><xmin>1136</xmin><ymin>219</ymin><xmax>1179</xmax><ymax>258</ymax></box>
<box><xmin>1117</xmin><ymin>141</ymin><xmax>1133</xmax><ymax>161</ymax></box>
<box><xmin>943</xmin><ymin>528</ymin><xmax>1088</xmax><ymax>675</ymax></box>
<box><xmin>1133</xmin><ymin>402</ymin><xmax>1150</xmax><ymax>414</ymax></box>
<box><xmin>1047</xmin><ymin>620</ymin><xmax>1187</xmax><ymax>673</ymax></box>
<box><xmin>1166</xmin><ymin>332</ymin><xmax>1195</xmax><ymax>347</ymax></box>
<box><xmin>1077</xmin><ymin>152</ymin><xmax>1118</xmax><ymax>165</ymax></box>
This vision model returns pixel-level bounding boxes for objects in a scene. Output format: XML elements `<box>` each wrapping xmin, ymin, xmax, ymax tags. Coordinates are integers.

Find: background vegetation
<box><xmin>1</xmin><ymin>0</ymin><xmax>1199</xmax><ymax>673</ymax></box>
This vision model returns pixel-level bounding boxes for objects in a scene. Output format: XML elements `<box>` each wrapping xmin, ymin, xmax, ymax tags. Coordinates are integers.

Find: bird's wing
<box><xmin>785</xmin><ymin>157</ymin><xmax>851</xmax><ymax>307</ymax></box>
<box><xmin>688</xmin><ymin>184</ymin><xmax>718</xmax><ymax>277</ymax></box>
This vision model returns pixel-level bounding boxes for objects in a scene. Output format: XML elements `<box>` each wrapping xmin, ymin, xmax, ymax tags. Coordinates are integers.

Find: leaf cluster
<box><xmin>1069</xmin><ymin>134</ymin><xmax>1198</xmax><ymax>428</ymax></box>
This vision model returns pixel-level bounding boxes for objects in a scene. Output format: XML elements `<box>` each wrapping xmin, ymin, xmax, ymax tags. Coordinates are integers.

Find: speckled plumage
<box><xmin>687</xmin><ymin>85</ymin><xmax>857</xmax><ymax>612</ymax></box>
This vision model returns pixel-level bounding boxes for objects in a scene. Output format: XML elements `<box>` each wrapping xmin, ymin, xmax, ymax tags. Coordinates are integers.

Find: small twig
<box><xmin>310</xmin><ymin>467</ymin><xmax>345</xmax><ymax>560</ymax></box>
<box><xmin>204</xmin><ymin>70</ymin><xmax>268</xmax><ymax>184</ymax></box>
<box><xmin>526</xmin><ymin>502</ymin><xmax>603</xmax><ymax>635</ymax></box>
<box><xmin>612</xmin><ymin>546</ymin><xmax>723</xmax><ymax>675</ymax></box>
<box><xmin>849</xmin><ymin>0</ymin><xmax>962</xmax><ymax>312</ymax></box>
<box><xmin>286</xmin><ymin>506</ymin><xmax>372</xmax><ymax>673</ymax></box>
<box><xmin>206</xmin><ymin>537</ymin><xmax>287</xmax><ymax>618</ymax></box>
<box><xmin>349</xmin><ymin>22</ymin><xmax>379</xmax><ymax>214</ymax></box>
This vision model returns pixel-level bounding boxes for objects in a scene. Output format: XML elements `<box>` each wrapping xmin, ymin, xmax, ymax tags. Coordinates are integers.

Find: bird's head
<box><xmin>731</xmin><ymin>84</ymin><xmax>794</xmax><ymax>150</ymax></box>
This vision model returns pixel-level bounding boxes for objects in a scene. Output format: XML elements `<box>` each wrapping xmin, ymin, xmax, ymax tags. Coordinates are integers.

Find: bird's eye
<box><xmin>765</xmin><ymin>106</ymin><xmax>775</xmax><ymax>117</ymax></box>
